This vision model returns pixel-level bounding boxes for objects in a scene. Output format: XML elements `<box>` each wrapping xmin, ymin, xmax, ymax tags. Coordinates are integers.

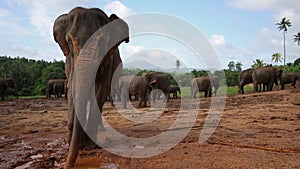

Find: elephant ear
<box><xmin>107</xmin><ymin>14</ymin><xmax>129</xmax><ymax>54</ymax></box>
<box><xmin>53</xmin><ymin>14</ymin><xmax>70</xmax><ymax>56</ymax></box>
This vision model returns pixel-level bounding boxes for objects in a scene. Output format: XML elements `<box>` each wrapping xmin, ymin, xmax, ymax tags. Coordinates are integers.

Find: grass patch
<box><xmin>178</xmin><ymin>85</ymin><xmax>253</xmax><ymax>97</ymax></box>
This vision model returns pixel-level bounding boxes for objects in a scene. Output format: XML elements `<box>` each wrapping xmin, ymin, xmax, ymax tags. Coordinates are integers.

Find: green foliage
<box><xmin>0</xmin><ymin>56</ymin><xmax>65</xmax><ymax>96</ymax></box>
<box><xmin>191</xmin><ymin>69</ymin><xmax>209</xmax><ymax>77</ymax></box>
<box><xmin>224</xmin><ymin>69</ymin><xmax>239</xmax><ymax>86</ymax></box>
<box><xmin>282</xmin><ymin>64</ymin><xmax>300</xmax><ymax>73</ymax></box>
<box><xmin>294</xmin><ymin>57</ymin><xmax>300</xmax><ymax>66</ymax></box>
<box><xmin>251</xmin><ymin>59</ymin><xmax>266</xmax><ymax>68</ymax></box>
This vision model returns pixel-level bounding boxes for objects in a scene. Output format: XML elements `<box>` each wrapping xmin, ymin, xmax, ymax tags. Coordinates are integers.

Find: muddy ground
<box><xmin>1</xmin><ymin>87</ymin><xmax>300</xmax><ymax>169</ymax></box>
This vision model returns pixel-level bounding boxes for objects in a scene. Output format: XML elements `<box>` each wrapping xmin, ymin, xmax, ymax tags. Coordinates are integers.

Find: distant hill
<box><xmin>123</xmin><ymin>60</ymin><xmax>196</xmax><ymax>73</ymax></box>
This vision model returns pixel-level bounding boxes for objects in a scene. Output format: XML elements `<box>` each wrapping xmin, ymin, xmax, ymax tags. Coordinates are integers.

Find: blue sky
<box><xmin>1</xmin><ymin>0</ymin><xmax>300</xmax><ymax>69</ymax></box>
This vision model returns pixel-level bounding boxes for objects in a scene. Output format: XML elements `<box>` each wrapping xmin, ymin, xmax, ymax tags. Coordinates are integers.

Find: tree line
<box><xmin>1</xmin><ymin>55</ymin><xmax>300</xmax><ymax>97</ymax></box>
<box><xmin>0</xmin><ymin>56</ymin><xmax>66</xmax><ymax>96</ymax></box>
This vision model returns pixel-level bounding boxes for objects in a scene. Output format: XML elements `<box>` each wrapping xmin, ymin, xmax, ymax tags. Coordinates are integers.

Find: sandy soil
<box><xmin>0</xmin><ymin>87</ymin><xmax>300</xmax><ymax>169</ymax></box>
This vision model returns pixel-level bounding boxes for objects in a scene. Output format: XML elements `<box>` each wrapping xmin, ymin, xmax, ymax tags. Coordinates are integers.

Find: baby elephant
<box><xmin>169</xmin><ymin>85</ymin><xmax>181</xmax><ymax>99</ymax></box>
<box><xmin>280</xmin><ymin>72</ymin><xmax>300</xmax><ymax>89</ymax></box>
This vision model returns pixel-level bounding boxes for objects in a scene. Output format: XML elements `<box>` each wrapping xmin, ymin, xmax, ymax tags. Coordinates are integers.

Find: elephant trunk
<box><xmin>65</xmin><ymin>59</ymin><xmax>98</xmax><ymax>168</ymax></box>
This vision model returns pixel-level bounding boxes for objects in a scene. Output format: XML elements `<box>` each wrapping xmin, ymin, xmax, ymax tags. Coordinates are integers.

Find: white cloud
<box><xmin>209</xmin><ymin>34</ymin><xmax>227</xmax><ymax>46</ymax></box>
<box><xmin>104</xmin><ymin>1</ymin><xmax>134</xmax><ymax>17</ymax></box>
<box><xmin>124</xmin><ymin>45</ymin><xmax>143</xmax><ymax>55</ymax></box>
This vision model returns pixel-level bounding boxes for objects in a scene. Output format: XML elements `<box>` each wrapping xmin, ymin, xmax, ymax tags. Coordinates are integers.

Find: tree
<box><xmin>227</xmin><ymin>61</ymin><xmax>235</xmax><ymax>71</ymax></box>
<box><xmin>293</xmin><ymin>32</ymin><xmax>300</xmax><ymax>46</ymax></box>
<box><xmin>176</xmin><ymin>60</ymin><xmax>181</xmax><ymax>70</ymax></box>
<box><xmin>251</xmin><ymin>59</ymin><xmax>265</xmax><ymax>69</ymax></box>
<box><xmin>271</xmin><ymin>52</ymin><xmax>282</xmax><ymax>65</ymax></box>
<box><xmin>235</xmin><ymin>62</ymin><xmax>243</xmax><ymax>72</ymax></box>
<box><xmin>276</xmin><ymin>17</ymin><xmax>291</xmax><ymax>66</ymax></box>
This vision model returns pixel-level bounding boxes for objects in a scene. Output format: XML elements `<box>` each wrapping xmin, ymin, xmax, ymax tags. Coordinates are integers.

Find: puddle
<box><xmin>102</xmin><ymin>163</ymin><xmax>119</xmax><ymax>169</ymax></box>
<box><xmin>30</xmin><ymin>153</ymin><xmax>43</xmax><ymax>159</ymax></box>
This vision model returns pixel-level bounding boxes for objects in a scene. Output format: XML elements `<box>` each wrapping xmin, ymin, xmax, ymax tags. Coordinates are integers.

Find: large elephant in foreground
<box><xmin>238</xmin><ymin>68</ymin><xmax>255</xmax><ymax>94</ymax></box>
<box><xmin>190</xmin><ymin>76</ymin><xmax>212</xmax><ymax>98</ymax></box>
<box><xmin>252</xmin><ymin>67</ymin><xmax>282</xmax><ymax>92</ymax></box>
<box><xmin>280</xmin><ymin>72</ymin><xmax>300</xmax><ymax>89</ymax></box>
<box><xmin>0</xmin><ymin>78</ymin><xmax>18</xmax><ymax>101</ymax></box>
<box><xmin>53</xmin><ymin>7</ymin><xmax>129</xmax><ymax>168</ymax></box>
<box><xmin>119</xmin><ymin>75</ymin><xmax>149</xmax><ymax>108</ymax></box>
<box><xmin>46</xmin><ymin>79</ymin><xmax>66</xmax><ymax>98</ymax></box>
<box><xmin>143</xmin><ymin>72</ymin><xmax>170</xmax><ymax>101</ymax></box>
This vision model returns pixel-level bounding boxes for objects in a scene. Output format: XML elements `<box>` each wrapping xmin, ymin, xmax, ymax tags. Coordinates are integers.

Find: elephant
<box><xmin>252</xmin><ymin>67</ymin><xmax>282</xmax><ymax>92</ymax></box>
<box><xmin>211</xmin><ymin>75</ymin><xmax>220</xmax><ymax>96</ymax></box>
<box><xmin>143</xmin><ymin>71</ymin><xmax>170</xmax><ymax>102</ymax></box>
<box><xmin>46</xmin><ymin>79</ymin><xmax>66</xmax><ymax>98</ymax></box>
<box><xmin>280</xmin><ymin>72</ymin><xmax>300</xmax><ymax>89</ymax></box>
<box><xmin>0</xmin><ymin>78</ymin><xmax>18</xmax><ymax>101</ymax></box>
<box><xmin>238</xmin><ymin>68</ymin><xmax>255</xmax><ymax>94</ymax></box>
<box><xmin>169</xmin><ymin>85</ymin><xmax>181</xmax><ymax>99</ymax></box>
<box><xmin>53</xmin><ymin>7</ymin><xmax>129</xmax><ymax>168</ymax></box>
<box><xmin>190</xmin><ymin>76</ymin><xmax>212</xmax><ymax>98</ymax></box>
<box><xmin>119</xmin><ymin>75</ymin><xmax>149</xmax><ymax>108</ymax></box>
<box><xmin>53</xmin><ymin>82</ymin><xmax>65</xmax><ymax>98</ymax></box>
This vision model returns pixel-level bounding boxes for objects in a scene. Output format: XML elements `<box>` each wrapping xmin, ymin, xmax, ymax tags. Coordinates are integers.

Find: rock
<box><xmin>290</xmin><ymin>95</ymin><xmax>300</xmax><ymax>105</ymax></box>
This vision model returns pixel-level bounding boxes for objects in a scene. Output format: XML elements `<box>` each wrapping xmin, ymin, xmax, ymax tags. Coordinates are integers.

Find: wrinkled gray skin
<box><xmin>144</xmin><ymin>72</ymin><xmax>170</xmax><ymax>102</ymax></box>
<box><xmin>190</xmin><ymin>76</ymin><xmax>212</xmax><ymax>98</ymax></box>
<box><xmin>46</xmin><ymin>79</ymin><xmax>66</xmax><ymax>98</ymax></box>
<box><xmin>280</xmin><ymin>72</ymin><xmax>300</xmax><ymax>89</ymax></box>
<box><xmin>119</xmin><ymin>75</ymin><xmax>149</xmax><ymax>108</ymax></box>
<box><xmin>53</xmin><ymin>7</ymin><xmax>129</xmax><ymax>169</ymax></box>
<box><xmin>252</xmin><ymin>67</ymin><xmax>282</xmax><ymax>92</ymax></box>
<box><xmin>53</xmin><ymin>82</ymin><xmax>65</xmax><ymax>98</ymax></box>
<box><xmin>238</xmin><ymin>68</ymin><xmax>255</xmax><ymax>94</ymax></box>
<box><xmin>0</xmin><ymin>78</ymin><xmax>18</xmax><ymax>101</ymax></box>
<box><xmin>169</xmin><ymin>85</ymin><xmax>181</xmax><ymax>99</ymax></box>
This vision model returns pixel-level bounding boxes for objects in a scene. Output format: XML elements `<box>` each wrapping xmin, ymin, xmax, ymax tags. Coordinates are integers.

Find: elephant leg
<box><xmin>267</xmin><ymin>82</ymin><xmax>273</xmax><ymax>91</ymax></box>
<box><xmin>121</xmin><ymin>91</ymin><xmax>127</xmax><ymax>109</ymax></box>
<box><xmin>292</xmin><ymin>80</ymin><xmax>296</xmax><ymax>88</ymax></box>
<box><xmin>281</xmin><ymin>84</ymin><xmax>285</xmax><ymax>90</ymax></box>
<box><xmin>253</xmin><ymin>82</ymin><xmax>258</xmax><ymax>92</ymax></box>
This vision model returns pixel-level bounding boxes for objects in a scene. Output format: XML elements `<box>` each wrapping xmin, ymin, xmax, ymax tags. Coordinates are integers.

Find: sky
<box><xmin>1</xmin><ymin>0</ymin><xmax>300</xmax><ymax>70</ymax></box>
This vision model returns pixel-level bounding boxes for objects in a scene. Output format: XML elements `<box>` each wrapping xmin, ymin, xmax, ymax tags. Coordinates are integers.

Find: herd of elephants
<box><xmin>0</xmin><ymin>7</ymin><xmax>300</xmax><ymax>168</ymax></box>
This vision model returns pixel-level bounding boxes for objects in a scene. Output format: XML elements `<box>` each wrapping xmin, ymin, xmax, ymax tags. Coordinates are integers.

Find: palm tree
<box><xmin>271</xmin><ymin>52</ymin><xmax>282</xmax><ymax>65</ymax></box>
<box><xmin>176</xmin><ymin>60</ymin><xmax>181</xmax><ymax>70</ymax></box>
<box><xmin>276</xmin><ymin>17</ymin><xmax>291</xmax><ymax>66</ymax></box>
<box><xmin>293</xmin><ymin>32</ymin><xmax>300</xmax><ymax>46</ymax></box>
<box><xmin>251</xmin><ymin>59</ymin><xmax>265</xmax><ymax>69</ymax></box>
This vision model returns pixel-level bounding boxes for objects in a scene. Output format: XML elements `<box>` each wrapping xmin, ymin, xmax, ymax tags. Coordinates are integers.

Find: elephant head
<box><xmin>274</xmin><ymin>67</ymin><xmax>283</xmax><ymax>85</ymax></box>
<box><xmin>53</xmin><ymin>7</ymin><xmax>129</xmax><ymax>168</ymax></box>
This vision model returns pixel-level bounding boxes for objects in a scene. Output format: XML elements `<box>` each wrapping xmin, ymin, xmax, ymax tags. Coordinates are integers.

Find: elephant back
<box><xmin>252</xmin><ymin>67</ymin><xmax>276</xmax><ymax>84</ymax></box>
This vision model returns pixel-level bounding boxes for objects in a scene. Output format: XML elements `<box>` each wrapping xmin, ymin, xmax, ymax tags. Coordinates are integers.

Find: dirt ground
<box><xmin>1</xmin><ymin>87</ymin><xmax>300</xmax><ymax>169</ymax></box>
